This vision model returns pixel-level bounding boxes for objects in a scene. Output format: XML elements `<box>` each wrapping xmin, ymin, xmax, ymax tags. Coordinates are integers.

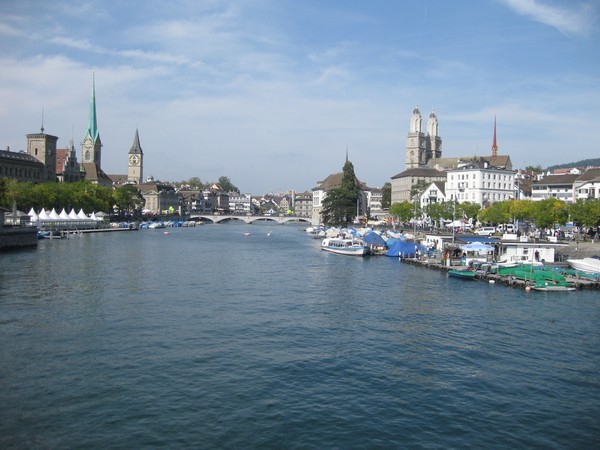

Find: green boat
<box><xmin>448</xmin><ymin>269</ymin><xmax>477</xmax><ymax>280</ymax></box>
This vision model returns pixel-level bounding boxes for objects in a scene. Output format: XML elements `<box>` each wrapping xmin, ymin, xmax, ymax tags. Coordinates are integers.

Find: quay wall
<box><xmin>0</xmin><ymin>227</ymin><xmax>38</xmax><ymax>250</ymax></box>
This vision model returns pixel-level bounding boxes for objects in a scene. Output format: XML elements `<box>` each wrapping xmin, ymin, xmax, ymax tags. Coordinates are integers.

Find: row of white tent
<box><xmin>28</xmin><ymin>208</ymin><xmax>107</xmax><ymax>223</ymax></box>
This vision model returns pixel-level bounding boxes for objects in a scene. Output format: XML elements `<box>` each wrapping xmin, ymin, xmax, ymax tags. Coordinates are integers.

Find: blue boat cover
<box><xmin>363</xmin><ymin>231</ymin><xmax>386</xmax><ymax>246</ymax></box>
<box><xmin>385</xmin><ymin>240</ymin><xmax>424</xmax><ymax>257</ymax></box>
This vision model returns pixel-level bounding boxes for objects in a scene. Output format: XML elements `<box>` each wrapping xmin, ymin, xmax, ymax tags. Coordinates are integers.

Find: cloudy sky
<box><xmin>1</xmin><ymin>0</ymin><xmax>598</xmax><ymax>194</ymax></box>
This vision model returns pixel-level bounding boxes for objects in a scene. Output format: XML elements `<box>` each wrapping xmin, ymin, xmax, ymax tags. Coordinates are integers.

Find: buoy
<box><xmin>525</xmin><ymin>286</ymin><xmax>531</xmax><ymax>292</ymax></box>
<box><xmin>244</xmin><ymin>232</ymin><xmax>252</xmax><ymax>236</ymax></box>
<box><xmin>163</xmin><ymin>231</ymin><xmax>170</xmax><ymax>235</ymax></box>
<box><xmin>489</xmin><ymin>279</ymin><xmax>495</xmax><ymax>284</ymax></box>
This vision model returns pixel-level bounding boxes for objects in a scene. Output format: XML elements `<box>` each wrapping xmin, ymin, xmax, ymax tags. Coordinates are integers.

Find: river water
<box><xmin>1</xmin><ymin>224</ymin><xmax>599</xmax><ymax>449</ymax></box>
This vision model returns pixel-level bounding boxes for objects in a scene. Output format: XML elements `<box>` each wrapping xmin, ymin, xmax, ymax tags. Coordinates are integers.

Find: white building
<box><xmin>446</xmin><ymin>160</ymin><xmax>515</xmax><ymax>207</ymax></box>
<box><xmin>531</xmin><ymin>174</ymin><xmax>579</xmax><ymax>203</ymax></box>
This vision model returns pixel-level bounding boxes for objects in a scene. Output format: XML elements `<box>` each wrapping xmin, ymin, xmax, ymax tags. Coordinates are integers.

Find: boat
<box><xmin>567</xmin><ymin>257</ymin><xmax>600</xmax><ymax>275</ymax></box>
<box><xmin>448</xmin><ymin>269</ymin><xmax>477</xmax><ymax>280</ymax></box>
<box><xmin>321</xmin><ymin>238</ymin><xmax>369</xmax><ymax>256</ymax></box>
<box><xmin>532</xmin><ymin>280</ymin><xmax>575</xmax><ymax>291</ymax></box>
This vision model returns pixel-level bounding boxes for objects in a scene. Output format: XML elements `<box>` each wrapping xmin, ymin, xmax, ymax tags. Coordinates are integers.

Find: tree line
<box><xmin>389</xmin><ymin>197</ymin><xmax>600</xmax><ymax>230</ymax></box>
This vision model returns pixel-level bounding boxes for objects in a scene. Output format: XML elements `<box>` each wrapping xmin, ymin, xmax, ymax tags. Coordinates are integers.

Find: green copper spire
<box><xmin>86</xmin><ymin>72</ymin><xmax>98</xmax><ymax>142</ymax></box>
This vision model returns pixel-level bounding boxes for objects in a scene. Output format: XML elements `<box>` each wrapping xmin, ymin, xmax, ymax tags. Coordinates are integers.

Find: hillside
<box><xmin>547</xmin><ymin>158</ymin><xmax>600</xmax><ymax>171</ymax></box>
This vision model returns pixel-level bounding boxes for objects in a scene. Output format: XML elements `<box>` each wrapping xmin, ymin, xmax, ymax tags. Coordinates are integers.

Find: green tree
<box><xmin>381</xmin><ymin>182</ymin><xmax>391</xmax><ymax>209</ymax></box>
<box><xmin>532</xmin><ymin>198</ymin><xmax>569</xmax><ymax>229</ymax></box>
<box><xmin>113</xmin><ymin>185</ymin><xmax>145</xmax><ymax>217</ymax></box>
<box><xmin>187</xmin><ymin>177</ymin><xmax>203</xmax><ymax>189</ymax></box>
<box><xmin>479</xmin><ymin>201</ymin><xmax>511</xmax><ymax>225</ymax></box>
<box><xmin>321</xmin><ymin>160</ymin><xmax>360</xmax><ymax>226</ymax></box>
<box><xmin>217</xmin><ymin>176</ymin><xmax>239</xmax><ymax>193</ymax></box>
<box><xmin>569</xmin><ymin>199</ymin><xmax>600</xmax><ymax>228</ymax></box>
<box><xmin>425</xmin><ymin>201</ymin><xmax>454</xmax><ymax>228</ymax></box>
<box><xmin>456</xmin><ymin>201</ymin><xmax>480</xmax><ymax>222</ymax></box>
<box><xmin>389</xmin><ymin>201</ymin><xmax>414</xmax><ymax>224</ymax></box>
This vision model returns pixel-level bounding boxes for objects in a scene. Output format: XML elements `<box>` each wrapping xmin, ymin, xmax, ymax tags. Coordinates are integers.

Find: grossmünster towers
<box><xmin>405</xmin><ymin>106</ymin><xmax>442</xmax><ymax>169</ymax></box>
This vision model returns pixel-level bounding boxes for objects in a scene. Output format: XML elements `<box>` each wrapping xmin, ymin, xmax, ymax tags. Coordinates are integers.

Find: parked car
<box><xmin>497</xmin><ymin>223</ymin><xmax>516</xmax><ymax>233</ymax></box>
<box><xmin>475</xmin><ymin>226</ymin><xmax>496</xmax><ymax>236</ymax></box>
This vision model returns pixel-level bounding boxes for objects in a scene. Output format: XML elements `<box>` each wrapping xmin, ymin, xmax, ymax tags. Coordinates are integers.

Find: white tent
<box><xmin>77</xmin><ymin>209</ymin><xmax>88</xmax><ymax>219</ymax></box>
<box><xmin>28</xmin><ymin>208</ymin><xmax>38</xmax><ymax>221</ymax></box>
<box><xmin>68</xmin><ymin>209</ymin><xmax>78</xmax><ymax>220</ymax></box>
<box><xmin>59</xmin><ymin>209</ymin><xmax>71</xmax><ymax>220</ymax></box>
<box><xmin>49</xmin><ymin>208</ymin><xmax>60</xmax><ymax>220</ymax></box>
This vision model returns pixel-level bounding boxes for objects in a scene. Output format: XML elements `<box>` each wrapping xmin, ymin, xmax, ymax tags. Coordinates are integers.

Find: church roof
<box><xmin>391</xmin><ymin>167</ymin><xmax>445</xmax><ymax>179</ymax></box>
<box><xmin>428</xmin><ymin>155</ymin><xmax>512</xmax><ymax>171</ymax></box>
<box><xmin>129</xmin><ymin>129</ymin><xmax>143</xmax><ymax>155</ymax></box>
<box><xmin>107</xmin><ymin>174</ymin><xmax>129</xmax><ymax>186</ymax></box>
<box><xmin>313</xmin><ymin>172</ymin><xmax>369</xmax><ymax>191</ymax></box>
<box><xmin>0</xmin><ymin>149</ymin><xmax>44</xmax><ymax>166</ymax></box>
<box><xmin>81</xmin><ymin>162</ymin><xmax>112</xmax><ymax>185</ymax></box>
<box><xmin>85</xmin><ymin>74</ymin><xmax>100</xmax><ymax>142</ymax></box>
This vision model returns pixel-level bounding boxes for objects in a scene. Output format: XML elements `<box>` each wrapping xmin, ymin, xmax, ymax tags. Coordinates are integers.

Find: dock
<box><xmin>399</xmin><ymin>257</ymin><xmax>600</xmax><ymax>291</ymax></box>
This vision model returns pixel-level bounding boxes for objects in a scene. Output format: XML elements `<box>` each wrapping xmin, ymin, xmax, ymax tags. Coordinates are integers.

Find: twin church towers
<box><xmin>82</xmin><ymin>74</ymin><xmax>143</xmax><ymax>185</ymax></box>
<box><xmin>405</xmin><ymin>106</ymin><xmax>442</xmax><ymax>169</ymax></box>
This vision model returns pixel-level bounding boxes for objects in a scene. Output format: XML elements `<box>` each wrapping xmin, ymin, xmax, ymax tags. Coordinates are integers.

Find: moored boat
<box><xmin>321</xmin><ymin>238</ymin><xmax>369</xmax><ymax>256</ymax></box>
<box><xmin>567</xmin><ymin>257</ymin><xmax>600</xmax><ymax>275</ymax></box>
<box><xmin>448</xmin><ymin>269</ymin><xmax>477</xmax><ymax>280</ymax></box>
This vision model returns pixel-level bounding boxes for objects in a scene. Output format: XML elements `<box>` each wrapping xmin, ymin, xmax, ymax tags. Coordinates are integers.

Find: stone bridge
<box><xmin>189</xmin><ymin>214</ymin><xmax>313</xmax><ymax>225</ymax></box>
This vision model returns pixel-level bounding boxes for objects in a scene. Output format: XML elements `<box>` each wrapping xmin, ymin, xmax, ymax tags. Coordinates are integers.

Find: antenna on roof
<box><xmin>41</xmin><ymin>106</ymin><xmax>44</xmax><ymax>133</ymax></box>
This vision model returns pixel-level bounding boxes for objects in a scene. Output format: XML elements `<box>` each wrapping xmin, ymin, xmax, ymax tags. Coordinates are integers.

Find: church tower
<box><xmin>127</xmin><ymin>128</ymin><xmax>144</xmax><ymax>184</ymax></box>
<box><xmin>491</xmin><ymin>116</ymin><xmax>498</xmax><ymax>158</ymax></box>
<box><xmin>405</xmin><ymin>106</ymin><xmax>442</xmax><ymax>169</ymax></box>
<box><xmin>27</xmin><ymin>123</ymin><xmax>58</xmax><ymax>182</ymax></box>
<box><xmin>427</xmin><ymin>110</ymin><xmax>442</xmax><ymax>160</ymax></box>
<box><xmin>81</xmin><ymin>73</ymin><xmax>102</xmax><ymax>167</ymax></box>
<box><xmin>405</xmin><ymin>106</ymin><xmax>425</xmax><ymax>169</ymax></box>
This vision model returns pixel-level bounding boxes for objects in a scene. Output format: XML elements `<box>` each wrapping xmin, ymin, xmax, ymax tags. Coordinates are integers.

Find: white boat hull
<box><xmin>567</xmin><ymin>258</ymin><xmax>600</xmax><ymax>275</ymax></box>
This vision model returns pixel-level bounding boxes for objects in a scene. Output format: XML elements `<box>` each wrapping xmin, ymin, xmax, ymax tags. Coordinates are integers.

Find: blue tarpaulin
<box><xmin>385</xmin><ymin>240</ymin><xmax>424</xmax><ymax>257</ymax></box>
<box><xmin>363</xmin><ymin>231</ymin><xmax>386</xmax><ymax>246</ymax></box>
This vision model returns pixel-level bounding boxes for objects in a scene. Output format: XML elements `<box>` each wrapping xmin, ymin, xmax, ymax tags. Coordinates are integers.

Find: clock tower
<box><xmin>127</xmin><ymin>128</ymin><xmax>144</xmax><ymax>184</ymax></box>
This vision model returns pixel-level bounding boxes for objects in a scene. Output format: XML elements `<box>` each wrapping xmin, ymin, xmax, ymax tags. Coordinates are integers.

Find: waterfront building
<box><xmin>293</xmin><ymin>191</ymin><xmax>313</xmax><ymax>218</ymax></box>
<box><xmin>445</xmin><ymin>159</ymin><xmax>516</xmax><ymax>208</ymax></box>
<box><xmin>390</xmin><ymin>167</ymin><xmax>446</xmax><ymax>204</ymax></box>
<box><xmin>531</xmin><ymin>174</ymin><xmax>579</xmax><ymax>203</ymax></box>
<box><xmin>138</xmin><ymin>182</ymin><xmax>181</xmax><ymax>215</ymax></box>
<box><xmin>574</xmin><ymin>168</ymin><xmax>600</xmax><ymax>201</ymax></box>
<box><xmin>228</xmin><ymin>192</ymin><xmax>252</xmax><ymax>215</ymax></box>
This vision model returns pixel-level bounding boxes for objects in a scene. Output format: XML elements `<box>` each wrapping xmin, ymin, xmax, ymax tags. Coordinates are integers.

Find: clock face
<box><xmin>130</xmin><ymin>154</ymin><xmax>140</xmax><ymax>165</ymax></box>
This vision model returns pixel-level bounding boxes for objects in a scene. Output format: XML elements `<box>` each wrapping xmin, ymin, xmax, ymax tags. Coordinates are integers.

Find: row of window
<box><xmin>450</xmin><ymin>173</ymin><xmax>511</xmax><ymax>181</ymax></box>
<box><xmin>0</xmin><ymin>165</ymin><xmax>41</xmax><ymax>179</ymax></box>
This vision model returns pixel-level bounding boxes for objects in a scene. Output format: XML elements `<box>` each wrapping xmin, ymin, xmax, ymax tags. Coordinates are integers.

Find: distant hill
<box><xmin>547</xmin><ymin>158</ymin><xmax>600</xmax><ymax>171</ymax></box>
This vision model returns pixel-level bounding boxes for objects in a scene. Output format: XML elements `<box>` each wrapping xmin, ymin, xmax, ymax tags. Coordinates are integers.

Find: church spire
<box><xmin>87</xmin><ymin>72</ymin><xmax>98</xmax><ymax>142</ymax></box>
<box><xmin>129</xmin><ymin>128</ymin><xmax>143</xmax><ymax>155</ymax></box>
<box><xmin>491</xmin><ymin>116</ymin><xmax>498</xmax><ymax>158</ymax></box>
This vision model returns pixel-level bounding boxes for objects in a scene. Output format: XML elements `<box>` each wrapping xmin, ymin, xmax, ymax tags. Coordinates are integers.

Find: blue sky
<box><xmin>1</xmin><ymin>0</ymin><xmax>598</xmax><ymax>194</ymax></box>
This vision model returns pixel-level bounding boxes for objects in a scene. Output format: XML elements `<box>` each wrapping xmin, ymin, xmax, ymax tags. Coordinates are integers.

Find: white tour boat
<box><xmin>567</xmin><ymin>257</ymin><xmax>600</xmax><ymax>275</ymax></box>
<box><xmin>321</xmin><ymin>238</ymin><xmax>369</xmax><ymax>256</ymax></box>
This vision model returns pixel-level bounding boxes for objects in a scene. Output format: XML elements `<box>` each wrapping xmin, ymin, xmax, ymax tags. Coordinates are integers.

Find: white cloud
<box><xmin>500</xmin><ymin>0</ymin><xmax>597</xmax><ymax>37</ymax></box>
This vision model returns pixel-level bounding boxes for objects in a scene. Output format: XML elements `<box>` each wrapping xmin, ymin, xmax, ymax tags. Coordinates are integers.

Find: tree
<box><xmin>569</xmin><ymin>199</ymin><xmax>600</xmax><ymax>228</ymax></box>
<box><xmin>321</xmin><ymin>160</ymin><xmax>360</xmax><ymax>226</ymax></box>
<box><xmin>456</xmin><ymin>201</ymin><xmax>480</xmax><ymax>222</ymax></box>
<box><xmin>425</xmin><ymin>201</ymin><xmax>453</xmax><ymax>228</ymax></box>
<box><xmin>113</xmin><ymin>185</ymin><xmax>145</xmax><ymax>218</ymax></box>
<box><xmin>187</xmin><ymin>177</ymin><xmax>203</xmax><ymax>189</ymax></box>
<box><xmin>389</xmin><ymin>201</ymin><xmax>414</xmax><ymax>224</ymax></box>
<box><xmin>381</xmin><ymin>182</ymin><xmax>391</xmax><ymax>209</ymax></box>
<box><xmin>532</xmin><ymin>198</ymin><xmax>569</xmax><ymax>229</ymax></box>
<box><xmin>478</xmin><ymin>201</ymin><xmax>511</xmax><ymax>225</ymax></box>
<box><xmin>217</xmin><ymin>176</ymin><xmax>239</xmax><ymax>193</ymax></box>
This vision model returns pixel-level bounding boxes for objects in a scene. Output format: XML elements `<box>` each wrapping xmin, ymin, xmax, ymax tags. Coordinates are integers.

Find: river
<box><xmin>1</xmin><ymin>224</ymin><xmax>599</xmax><ymax>449</ymax></box>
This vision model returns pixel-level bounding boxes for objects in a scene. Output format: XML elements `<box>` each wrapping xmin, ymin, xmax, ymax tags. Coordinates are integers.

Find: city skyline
<box><xmin>1</xmin><ymin>0</ymin><xmax>598</xmax><ymax>193</ymax></box>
